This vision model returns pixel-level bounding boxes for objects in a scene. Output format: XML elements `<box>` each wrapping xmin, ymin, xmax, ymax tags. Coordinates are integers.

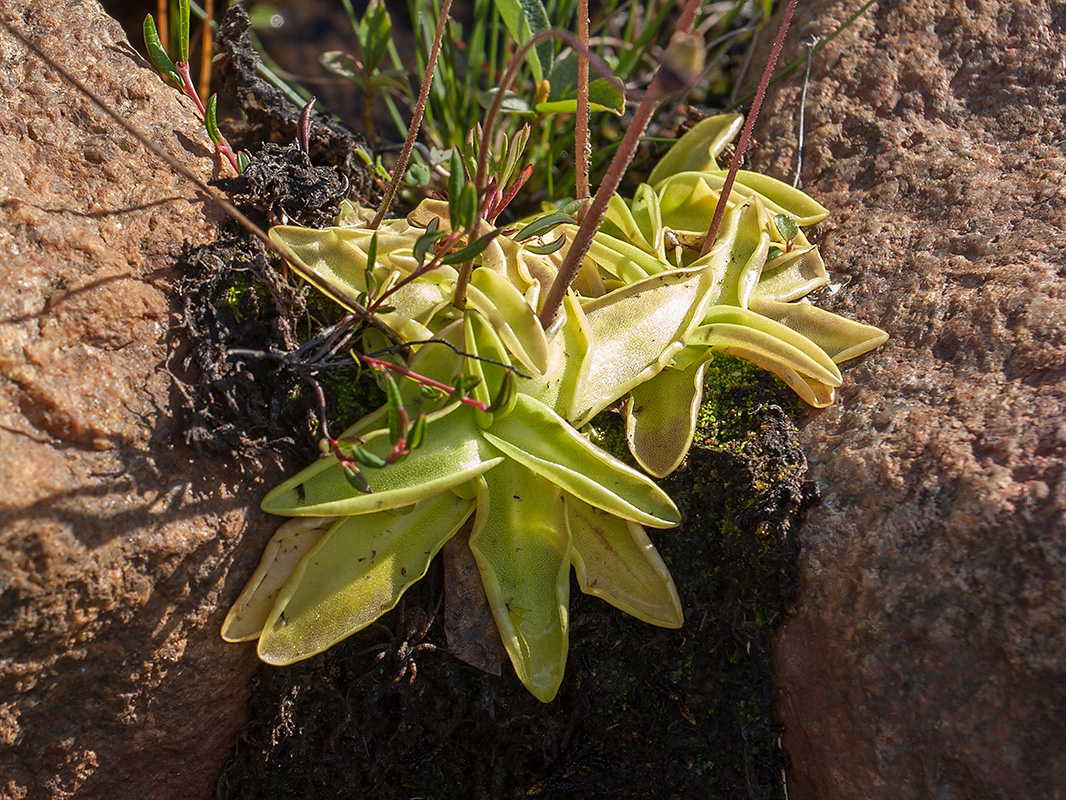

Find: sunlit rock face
<box><xmin>0</xmin><ymin>4</ymin><xmax>278</xmax><ymax>798</ymax></box>
<box><xmin>749</xmin><ymin>1</ymin><xmax>1066</xmax><ymax>798</ymax></box>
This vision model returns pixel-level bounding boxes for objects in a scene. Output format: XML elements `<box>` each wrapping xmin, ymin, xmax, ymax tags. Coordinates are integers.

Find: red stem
<box><xmin>370</xmin><ymin>0</ymin><xmax>454</xmax><ymax>230</ymax></box>
<box><xmin>358</xmin><ymin>354</ymin><xmax>491</xmax><ymax>412</ymax></box>
<box><xmin>698</xmin><ymin>0</ymin><xmax>799</xmax><ymax>257</ymax></box>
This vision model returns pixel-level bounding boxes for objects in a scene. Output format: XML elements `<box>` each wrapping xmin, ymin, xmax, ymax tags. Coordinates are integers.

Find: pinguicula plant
<box><xmin>127</xmin><ymin>0</ymin><xmax>886</xmax><ymax>701</ymax></box>
<box><xmin>211</xmin><ymin>0</ymin><xmax>887</xmax><ymax>702</ymax></box>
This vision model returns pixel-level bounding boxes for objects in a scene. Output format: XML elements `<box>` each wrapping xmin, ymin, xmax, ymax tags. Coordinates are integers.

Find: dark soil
<box><xmin>215</xmin><ymin>360</ymin><xmax>812</xmax><ymax>800</ymax></box>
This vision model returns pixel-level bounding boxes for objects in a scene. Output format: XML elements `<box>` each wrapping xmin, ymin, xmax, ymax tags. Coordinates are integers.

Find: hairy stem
<box><xmin>457</xmin><ymin>29</ymin><xmax>613</xmax><ymax>310</ymax></box>
<box><xmin>574</xmin><ymin>0</ymin><xmax>590</xmax><ymax>217</ymax></box>
<box><xmin>537</xmin><ymin>0</ymin><xmax>707</xmax><ymax>329</ymax></box>
<box><xmin>370</xmin><ymin>0</ymin><xmax>454</xmax><ymax>230</ymax></box>
<box><xmin>699</xmin><ymin>0</ymin><xmax>799</xmax><ymax>257</ymax></box>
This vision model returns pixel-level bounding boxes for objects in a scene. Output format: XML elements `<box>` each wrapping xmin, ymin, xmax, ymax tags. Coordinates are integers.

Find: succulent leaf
<box><xmin>748</xmin><ymin>296</ymin><xmax>889</xmax><ymax>363</ymax></box>
<box><xmin>647</xmin><ymin>113</ymin><xmax>744</xmax><ymax>184</ymax></box>
<box><xmin>469</xmin><ymin>462</ymin><xmax>571</xmax><ymax>703</ymax></box>
<box><xmin>221</xmin><ymin>517</ymin><xmax>336</xmax><ymax>643</ymax></box>
<box><xmin>516</xmin><ymin>292</ymin><xmax>591</xmax><ymax>416</ymax></box>
<box><xmin>567</xmin><ymin>496</ymin><xmax>683</xmax><ymax>628</ymax></box>
<box><xmin>626</xmin><ymin>356</ymin><xmax>709</xmax><ymax>478</ymax></box>
<box><xmin>467</xmin><ymin>267</ymin><xmax>549</xmax><ymax>374</ymax></box>
<box><xmin>262</xmin><ymin>403</ymin><xmax>504</xmax><ymax>516</ymax></box>
<box><xmin>698</xmin><ymin>304</ymin><xmax>842</xmax><ymax>384</ymax></box>
<box><xmin>573</xmin><ymin>265</ymin><xmax>717</xmax><ymax>425</ymax></box>
<box><xmin>483</xmin><ymin>395</ymin><xmax>680</xmax><ymax>528</ymax></box>
<box><xmin>753</xmin><ymin>246</ymin><xmax>829</xmax><ymax>302</ymax></box>
<box><xmin>257</xmin><ymin>491</ymin><xmax>475</xmax><ymax>664</ymax></box>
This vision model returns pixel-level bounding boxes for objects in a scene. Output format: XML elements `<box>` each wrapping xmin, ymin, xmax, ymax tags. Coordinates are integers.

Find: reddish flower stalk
<box><xmin>698</xmin><ymin>0</ymin><xmax>799</xmax><ymax>257</ymax></box>
<box><xmin>535</xmin><ymin>0</ymin><xmax>708</xmax><ymax>329</ymax></box>
<box><xmin>370</xmin><ymin>0</ymin><xmax>455</xmax><ymax>230</ymax></box>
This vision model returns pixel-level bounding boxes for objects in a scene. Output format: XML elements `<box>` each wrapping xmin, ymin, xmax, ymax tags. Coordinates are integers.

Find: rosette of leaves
<box><xmin>577</xmin><ymin>115</ymin><xmax>889</xmax><ymax>476</ymax></box>
<box><xmin>222</xmin><ymin>277</ymin><xmax>719</xmax><ymax>700</ymax></box>
<box><xmin>223</xmin><ymin>115</ymin><xmax>887</xmax><ymax>701</ymax></box>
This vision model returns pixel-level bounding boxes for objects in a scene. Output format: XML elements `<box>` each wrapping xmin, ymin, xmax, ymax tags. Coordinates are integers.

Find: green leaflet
<box><xmin>143</xmin><ymin>15</ymin><xmax>181</xmax><ymax>86</ymax></box>
<box><xmin>483</xmin><ymin>394</ymin><xmax>680</xmax><ymax>527</ymax></box>
<box><xmin>262</xmin><ymin>403</ymin><xmax>503</xmax><ymax>516</ymax></box>
<box><xmin>536</xmin><ymin>53</ymin><xmax>626</xmax><ymax>116</ymax></box>
<box><xmin>221</xmin><ymin>517</ymin><xmax>336</xmax><ymax>643</ymax></box>
<box><xmin>469</xmin><ymin>462</ymin><xmax>571</xmax><ymax>702</ymax></box>
<box><xmin>493</xmin><ymin>0</ymin><xmax>553</xmax><ymax>84</ymax></box>
<box><xmin>626</xmin><ymin>357</ymin><xmax>709</xmax><ymax>479</ymax></box>
<box><xmin>257</xmin><ymin>491</ymin><xmax>475</xmax><ymax>664</ymax></box>
<box><xmin>567</xmin><ymin>496</ymin><xmax>683</xmax><ymax>628</ymax></box>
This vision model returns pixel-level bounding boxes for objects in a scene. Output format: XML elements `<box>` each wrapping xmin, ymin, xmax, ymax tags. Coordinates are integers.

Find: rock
<box><xmin>0</xmin><ymin>3</ymin><xmax>286</xmax><ymax>798</ymax></box>
<box><xmin>746</xmin><ymin>1</ymin><xmax>1066</xmax><ymax>797</ymax></box>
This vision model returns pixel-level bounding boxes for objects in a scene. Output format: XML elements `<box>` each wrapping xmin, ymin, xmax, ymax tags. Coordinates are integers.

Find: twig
<box><xmin>792</xmin><ymin>35</ymin><xmax>819</xmax><ymax>188</ymax></box>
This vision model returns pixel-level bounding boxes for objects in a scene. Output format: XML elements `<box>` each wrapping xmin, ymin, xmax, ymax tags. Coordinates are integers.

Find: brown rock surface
<box><xmin>0</xmin><ymin>2</ymin><xmax>282</xmax><ymax>798</ymax></box>
<box><xmin>748</xmin><ymin>1</ymin><xmax>1066</xmax><ymax>798</ymax></box>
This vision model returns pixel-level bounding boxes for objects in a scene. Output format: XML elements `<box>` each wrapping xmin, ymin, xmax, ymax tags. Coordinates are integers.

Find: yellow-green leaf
<box><xmin>256</xmin><ymin>492</ymin><xmax>475</xmax><ymax>664</ymax></box>
<box><xmin>626</xmin><ymin>357</ymin><xmax>709</xmax><ymax>478</ymax></box>
<box><xmin>262</xmin><ymin>403</ymin><xmax>503</xmax><ymax>516</ymax></box>
<box><xmin>468</xmin><ymin>267</ymin><xmax>549</xmax><ymax>374</ymax></box>
<box><xmin>469</xmin><ymin>463</ymin><xmax>571</xmax><ymax>702</ymax></box>
<box><xmin>573</xmin><ymin>264</ymin><xmax>717</xmax><ymax>425</ymax></box>
<box><xmin>221</xmin><ymin>516</ymin><xmax>336</xmax><ymax>643</ymax></box>
<box><xmin>647</xmin><ymin>114</ymin><xmax>744</xmax><ymax>185</ymax></box>
<box><xmin>567</xmin><ymin>497</ymin><xmax>683</xmax><ymax>628</ymax></box>
<box><xmin>483</xmin><ymin>395</ymin><xmax>680</xmax><ymax>527</ymax></box>
<box><xmin>754</xmin><ymin>246</ymin><xmax>829</xmax><ymax>302</ymax></box>
<box><xmin>749</xmin><ymin>296</ymin><xmax>889</xmax><ymax>363</ymax></box>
